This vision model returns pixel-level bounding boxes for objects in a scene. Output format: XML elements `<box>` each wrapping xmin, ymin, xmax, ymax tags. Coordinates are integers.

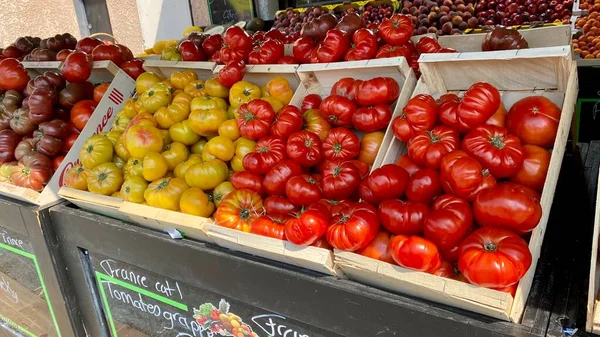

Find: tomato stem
<box><xmin>304</xmin><ymin>139</ymin><xmax>312</xmax><ymax>147</ymax></box>
<box><xmin>98</xmin><ymin>172</ymin><xmax>107</xmax><ymax>182</ymax></box>
<box><xmin>490</xmin><ymin>135</ymin><xmax>505</xmax><ymax>149</ymax></box>
<box><xmin>483</xmin><ymin>242</ymin><xmax>497</xmax><ymax>252</ymax></box>
<box><xmin>157</xmin><ymin>179</ymin><xmax>169</xmax><ymax>190</ymax></box>
<box><xmin>86</xmin><ymin>145</ymin><xmax>94</xmax><ymax>153</ymax></box>
<box><xmin>428</xmin><ymin>131</ymin><xmax>440</xmax><ymax>143</ymax></box>
<box><xmin>239</xmin><ymin>208</ymin><xmax>250</xmax><ymax>220</ymax></box>
<box><xmin>333</xmin><ymin>143</ymin><xmax>342</xmax><ymax>153</ymax></box>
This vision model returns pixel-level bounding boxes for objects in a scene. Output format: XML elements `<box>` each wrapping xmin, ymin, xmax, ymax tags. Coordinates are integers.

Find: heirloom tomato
<box><xmin>473</xmin><ymin>183</ymin><xmax>542</xmax><ymax>234</ymax></box>
<box><xmin>120</xmin><ymin>176</ymin><xmax>148</xmax><ymax>203</ymax></box>
<box><xmin>286</xmin><ymin>174</ymin><xmax>322</xmax><ymax>207</ymax></box>
<box><xmin>352</xmin><ymin>160</ymin><xmax>370</xmax><ymax>180</ymax></box>
<box><xmin>438</xmin><ymin>94</ymin><xmax>469</xmax><ymax>132</ymax></box>
<box><xmin>303</xmin><ymin>109</ymin><xmax>331</xmax><ymax>141</ymax></box>
<box><xmin>185</xmin><ymin>159</ymin><xmax>229</xmax><ymax>190</ymax></box>
<box><xmin>155</xmin><ymin>107</ymin><xmax>175</xmax><ymax>129</ymax></box>
<box><xmin>440</xmin><ymin>150</ymin><xmax>497</xmax><ymax>200</ymax></box>
<box><xmin>231</xmin><ymin>171</ymin><xmax>264</xmax><ymax>196</ymax></box>
<box><xmin>322</xmin><ymin>160</ymin><xmax>361</xmax><ymax>200</ymax></box>
<box><xmin>12</xmin><ymin>153</ymin><xmax>52</xmax><ymax>191</ymax></box>
<box><xmin>184</xmin><ymin>80</ymin><xmax>207</xmax><ymax>97</ymax></box>
<box><xmin>378</xmin><ymin>199</ymin><xmax>430</xmax><ymax>236</ymax></box>
<box><xmin>357</xmin><ymin>231</ymin><xmax>395</xmax><ymax>264</ymax></box>
<box><xmin>126</xmin><ymin>125</ymin><xmax>164</xmax><ymax>159</ymax></box>
<box><xmin>124</xmin><ymin>157</ymin><xmax>143</xmax><ymax>180</ymax></box>
<box><xmin>353</xmin><ymin>104</ymin><xmax>392</xmax><ymax>133</ymax></box>
<box><xmin>506</xmin><ymin>96</ymin><xmax>561</xmax><ymax>148</ymax></box>
<box><xmin>218</xmin><ymin>119</ymin><xmax>241</xmax><ymax>141</ymax></box>
<box><xmin>201</xmin><ymin>34</ymin><xmax>223</xmax><ymax>57</ymax></box>
<box><xmin>142</xmin><ymin>152</ymin><xmax>168</xmax><ymax>181</ymax></box>
<box><xmin>174</xmin><ymin>155</ymin><xmax>203</xmax><ymax>178</ymax></box>
<box><xmin>135</xmin><ymin>72</ymin><xmax>162</xmax><ymax>94</ymax></box>
<box><xmin>229</xmin><ymin>81</ymin><xmax>261</xmax><ymax>108</ymax></box>
<box><xmin>92</xmin><ymin>44</ymin><xmax>124</xmax><ymax>65</ymax></box>
<box><xmin>359</xmin><ymin>164</ymin><xmax>409</xmax><ymax>205</ymax></box>
<box><xmin>93</xmin><ymin>83</ymin><xmax>110</xmax><ymax>102</ymax></box>
<box><xmin>317</xmin><ymin>30</ymin><xmax>351</xmax><ymax>63</ymax></box>
<box><xmin>215</xmin><ymin>189</ymin><xmax>264</xmax><ymax>232</ymax></box>
<box><xmin>260</xmin><ymin>96</ymin><xmax>283</xmax><ymax>113</ymax></box>
<box><xmin>462</xmin><ymin>125</ymin><xmax>524</xmax><ymax>178</ymax></box>
<box><xmin>486</xmin><ymin>102</ymin><xmax>507</xmax><ymax>128</ymax></box>
<box><xmin>180</xmin><ymin>188</ymin><xmax>214</xmax><ymax>217</ymax></box>
<box><xmin>236</xmin><ymin>99</ymin><xmax>275</xmax><ymax>140</ymax></box>
<box><xmin>213</xmin><ymin>181</ymin><xmax>234</xmax><ymax>207</ymax></box>
<box><xmin>144</xmin><ymin>177</ymin><xmax>189</xmax><ymax>211</ymax></box>
<box><xmin>204</xmin><ymin>136</ymin><xmax>235</xmax><ymax>161</ymax></box>
<box><xmin>345</xmin><ymin>29</ymin><xmax>378</xmax><ymax>61</ymax></box>
<box><xmin>36</xmin><ymin>135</ymin><xmax>63</xmax><ymax>157</ymax></box>
<box><xmin>270</xmin><ymin>105</ymin><xmax>302</xmax><ymax>139</ymax></box>
<box><xmin>219</xmin><ymin>26</ymin><xmax>253</xmax><ymax>64</ymax></box>
<box><xmin>392</xmin><ymin>94</ymin><xmax>438</xmax><ymax>142</ymax></box>
<box><xmin>416</xmin><ymin>36</ymin><xmax>441</xmax><ymax>53</ymax></box>
<box><xmin>264</xmin><ymin>196</ymin><xmax>298</xmax><ymax>216</ymax></box>
<box><xmin>433</xmin><ymin>261</ymin><xmax>466</xmax><ymax>281</ymax></box>
<box><xmin>396</xmin><ymin>154</ymin><xmax>421</xmax><ymax>176</ymax></box>
<box><xmin>179</xmin><ymin>40</ymin><xmax>206</xmax><ymax>61</ymax></box>
<box><xmin>218</xmin><ymin>60</ymin><xmax>245</xmax><ymax>87</ymax></box>
<box><xmin>190</xmin><ymin>96</ymin><xmax>228</xmax><ymax>111</ymax></box>
<box><xmin>458</xmin><ymin>227</ymin><xmax>532</xmax><ymax>288</ymax></box>
<box><xmin>114</xmin><ymin>139</ymin><xmax>131</xmax><ymax>162</ymax></box>
<box><xmin>457</xmin><ymin>82</ymin><xmax>501</xmax><ymax>129</ymax></box>
<box><xmin>251</xmin><ymin>215</ymin><xmax>287</xmax><ymax>240</ymax></box>
<box><xmin>87</xmin><ymin>162</ymin><xmax>123</xmax><ymax>196</ymax></box>
<box><xmin>170</xmin><ymin>71</ymin><xmax>198</xmax><ymax>90</ymax></box>
<box><xmin>205</xmin><ymin>77</ymin><xmax>230</xmax><ymax>99</ymax></box>
<box><xmin>0</xmin><ymin>58</ymin><xmax>29</xmax><ymax>91</ymax></box>
<box><xmin>141</xmin><ymin>83</ymin><xmax>171</xmax><ymax>113</ymax></box>
<box><xmin>168</xmin><ymin>120</ymin><xmax>199</xmax><ymax>146</ymax></box>
<box><xmin>358</xmin><ymin>131</ymin><xmax>384</xmax><ymax>166</ymax></box>
<box><xmin>62</xmin><ymin>52</ymin><xmax>93</xmax><ymax>83</ymax></box>
<box><xmin>378</xmin><ymin>14</ymin><xmax>414</xmax><ymax>46</ymax></box>
<box><xmin>80</xmin><ymin>135</ymin><xmax>114</xmax><ymax>169</ymax></box>
<box><xmin>323</xmin><ymin>128</ymin><xmax>360</xmax><ymax>161</ymax></box>
<box><xmin>286</xmin><ymin>130</ymin><xmax>323</xmax><ymax>167</ymax></box>
<box><xmin>0</xmin><ymin>129</ymin><xmax>19</xmax><ymax>163</ymax></box>
<box><xmin>423</xmin><ymin>195</ymin><xmax>473</xmax><ymax>254</ymax></box>
<box><xmin>242</xmin><ymin>136</ymin><xmax>286</xmax><ymax>174</ymax></box>
<box><xmin>266</xmin><ymin>76</ymin><xmax>294</xmax><ymax>105</ymax></box>
<box><xmin>375</xmin><ymin>44</ymin><xmax>413</xmax><ymax>59</ymax></box>
<box><xmin>284</xmin><ymin>208</ymin><xmax>329</xmax><ymax>246</ymax></box>
<box><xmin>188</xmin><ymin>108</ymin><xmax>227</xmax><ymax>137</ymax></box>
<box><xmin>510</xmin><ymin>145</ymin><xmax>550</xmax><ymax>192</ymax></box>
<box><xmin>390</xmin><ymin>235</ymin><xmax>442</xmax><ymax>273</ymax></box>
<box><xmin>319</xmin><ymin>95</ymin><xmax>356</xmax><ymax>128</ymax></box>
<box><xmin>405</xmin><ymin>168</ymin><xmax>442</xmax><ymax>204</ymax></box>
<box><xmin>326</xmin><ymin>202</ymin><xmax>380</xmax><ymax>251</ymax></box>
<box><xmin>28</xmin><ymin>87</ymin><xmax>58</xmax><ymax>124</ymax></box>
<box><xmin>408</xmin><ymin>126</ymin><xmax>459</xmax><ymax>169</ymax></box>
<box><xmin>263</xmin><ymin>160</ymin><xmax>303</xmax><ymax>196</ymax></box>
<box><xmin>317</xmin><ymin>199</ymin><xmax>351</xmax><ymax>216</ymax></box>
<box><xmin>64</xmin><ymin>164</ymin><xmax>88</xmax><ymax>191</ymax></box>
<box><xmin>330</xmin><ymin>78</ymin><xmax>362</xmax><ymax>101</ymax></box>
<box><xmin>292</xmin><ymin>37</ymin><xmax>315</xmax><ymax>64</ymax></box>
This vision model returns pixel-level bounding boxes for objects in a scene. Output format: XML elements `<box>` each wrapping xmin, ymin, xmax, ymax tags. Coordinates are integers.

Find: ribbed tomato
<box><xmin>242</xmin><ymin>136</ymin><xmax>286</xmax><ymax>174</ymax></box>
<box><xmin>423</xmin><ymin>195</ymin><xmax>473</xmax><ymax>260</ymax></box>
<box><xmin>440</xmin><ymin>150</ymin><xmax>497</xmax><ymax>200</ymax></box>
<box><xmin>359</xmin><ymin>164</ymin><xmax>409</xmax><ymax>205</ymax></box>
<box><xmin>392</xmin><ymin>94</ymin><xmax>438</xmax><ymax>142</ymax></box>
<box><xmin>390</xmin><ymin>235</ymin><xmax>442</xmax><ymax>273</ymax></box>
<box><xmin>326</xmin><ymin>202</ymin><xmax>380</xmax><ymax>251</ymax></box>
<box><xmin>215</xmin><ymin>189</ymin><xmax>264</xmax><ymax>232</ymax></box>
<box><xmin>378</xmin><ymin>199</ymin><xmax>430</xmax><ymax>236</ymax></box>
<box><xmin>408</xmin><ymin>126</ymin><xmax>459</xmax><ymax>169</ymax></box>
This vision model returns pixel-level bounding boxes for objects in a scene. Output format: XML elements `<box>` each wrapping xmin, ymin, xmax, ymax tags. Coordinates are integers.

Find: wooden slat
<box><xmin>142</xmin><ymin>60</ymin><xmax>216</xmax><ymax>80</ymax></box>
<box><xmin>59</xmin><ymin>187</ymin><xmax>127</xmax><ymax>222</ymax></box>
<box><xmin>587</xmin><ymin>168</ymin><xmax>600</xmax><ymax>332</ymax></box>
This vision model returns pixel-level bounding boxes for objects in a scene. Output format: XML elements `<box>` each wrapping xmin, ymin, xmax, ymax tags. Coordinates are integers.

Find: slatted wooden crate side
<box><xmin>587</xmin><ymin>169</ymin><xmax>600</xmax><ymax>333</ymax></box>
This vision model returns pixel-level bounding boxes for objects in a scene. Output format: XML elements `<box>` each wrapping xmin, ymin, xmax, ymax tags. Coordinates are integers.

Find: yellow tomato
<box><xmin>174</xmin><ymin>155</ymin><xmax>203</xmax><ymax>178</ymax></box>
<box><xmin>184</xmin><ymin>159</ymin><xmax>228</xmax><ymax>190</ymax></box>
<box><xmin>218</xmin><ymin>119</ymin><xmax>240</xmax><ymax>141</ymax></box>
<box><xmin>142</xmin><ymin>152</ymin><xmax>168</xmax><ymax>181</ymax></box>
<box><xmin>182</xmin><ymin>25</ymin><xmax>202</xmax><ymax>37</ymax></box>
<box><xmin>180</xmin><ymin>188</ymin><xmax>214</xmax><ymax>217</ymax></box>
<box><xmin>227</xmin><ymin>105</ymin><xmax>238</xmax><ymax>119</ymax></box>
<box><xmin>129</xmin><ymin>112</ymin><xmax>158</xmax><ymax>128</ymax></box>
<box><xmin>162</xmin><ymin>79</ymin><xmax>175</xmax><ymax>95</ymax></box>
<box><xmin>136</xmin><ymin>72</ymin><xmax>162</xmax><ymax>93</ymax></box>
<box><xmin>229</xmin><ymin>81</ymin><xmax>261</xmax><ymax>108</ymax></box>
<box><xmin>102</xmin><ymin>131</ymin><xmax>121</xmax><ymax>146</ymax></box>
<box><xmin>230</xmin><ymin>155</ymin><xmax>244</xmax><ymax>172</ymax></box>
<box><xmin>155</xmin><ymin>107</ymin><xmax>176</xmax><ymax>129</ymax></box>
<box><xmin>205</xmin><ymin>77</ymin><xmax>229</xmax><ymax>98</ymax></box>
<box><xmin>80</xmin><ymin>135</ymin><xmax>114</xmax><ymax>169</ymax></box>
<box><xmin>190</xmin><ymin>139</ymin><xmax>207</xmax><ymax>154</ymax></box>
<box><xmin>126</xmin><ymin>125</ymin><xmax>164</xmax><ymax>159</ymax></box>
<box><xmin>170</xmin><ymin>70</ymin><xmax>198</xmax><ymax>90</ymax></box>
<box><xmin>64</xmin><ymin>164</ymin><xmax>88</xmax><ymax>191</ymax></box>
<box><xmin>124</xmin><ymin>158</ymin><xmax>143</xmax><ymax>180</ymax></box>
<box><xmin>114</xmin><ymin>139</ymin><xmax>131</xmax><ymax>161</ymax></box>
<box><xmin>141</xmin><ymin>83</ymin><xmax>172</xmax><ymax>113</ymax></box>
<box><xmin>112</xmin><ymin>155</ymin><xmax>126</xmax><ymax>169</ymax></box>
<box><xmin>120</xmin><ymin>176</ymin><xmax>148</xmax><ymax>203</ymax></box>
<box><xmin>169</xmin><ymin>120</ymin><xmax>200</xmax><ymax>146</ymax></box>
<box><xmin>190</xmin><ymin>96</ymin><xmax>228</xmax><ymax>111</ymax></box>
<box><xmin>159</xmin><ymin>129</ymin><xmax>171</xmax><ymax>145</ymax></box>
<box><xmin>162</xmin><ymin>142</ymin><xmax>189</xmax><ymax>170</ymax></box>
<box><xmin>212</xmin><ymin>181</ymin><xmax>234</xmax><ymax>207</ymax></box>
<box><xmin>111</xmin><ymin>112</ymin><xmax>132</xmax><ymax>133</ymax></box>
<box><xmin>152</xmin><ymin>41</ymin><xmax>168</xmax><ymax>54</ymax></box>
<box><xmin>168</xmin><ymin>101</ymin><xmax>191</xmax><ymax>123</ymax></box>
<box><xmin>266</xmin><ymin>76</ymin><xmax>294</xmax><ymax>105</ymax></box>
<box><xmin>184</xmin><ymin>80</ymin><xmax>207</xmax><ymax>97</ymax></box>
<box><xmin>172</xmin><ymin>92</ymin><xmax>193</xmax><ymax>105</ymax></box>
<box><xmin>235</xmin><ymin>137</ymin><xmax>256</xmax><ymax>158</ymax></box>
<box><xmin>260</xmin><ymin>85</ymin><xmax>269</xmax><ymax>97</ymax></box>
<box><xmin>201</xmin><ymin>146</ymin><xmax>216</xmax><ymax>161</ymax></box>
<box><xmin>122</xmin><ymin>99</ymin><xmax>138</xmax><ymax>118</ymax></box>
<box><xmin>188</xmin><ymin>108</ymin><xmax>228</xmax><ymax>137</ymax></box>
<box><xmin>144</xmin><ymin>177</ymin><xmax>189</xmax><ymax>211</ymax></box>
<box><xmin>205</xmin><ymin>136</ymin><xmax>235</xmax><ymax>161</ymax></box>
<box><xmin>259</xmin><ymin>96</ymin><xmax>284</xmax><ymax>113</ymax></box>
<box><xmin>87</xmin><ymin>163</ymin><xmax>123</xmax><ymax>196</ymax></box>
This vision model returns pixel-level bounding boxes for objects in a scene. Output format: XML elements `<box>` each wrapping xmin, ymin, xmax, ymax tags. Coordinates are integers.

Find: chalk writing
<box><xmin>101</xmin><ymin>259</ymin><xmax>148</xmax><ymax>288</ymax></box>
<box><xmin>1</xmin><ymin>231</ymin><xmax>24</xmax><ymax>250</ymax></box>
<box><xmin>223</xmin><ymin>9</ymin><xmax>238</xmax><ymax>21</ymax></box>
<box><xmin>252</xmin><ymin>314</ymin><xmax>310</xmax><ymax>337</ymax></box>
<box><xmin>0</xmin><ymin>276</ymin><xmax>18</xmax><ymax>304</ymax></box>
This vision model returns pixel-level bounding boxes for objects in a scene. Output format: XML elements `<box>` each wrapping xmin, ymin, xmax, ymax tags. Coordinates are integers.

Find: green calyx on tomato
<box><xmin>484</xmin><ymin>242</ymin><xmax>497</xmax><ymax>252</ymax></box>
<box><xmin>490</xmin><ymin>135</ymin><xmax>505</xmax><ymax>149</ymax></box>
<box><xmin>97</xmin><ymin>172</ymin><xmax>108</xmax><ymax>182</ymax></box>
<box><xmin>239</xmin><ymin>208</ymin><xmax>251</xmax><ymax>220</ymax></box>
<box><xmin>157</xmin><ymin>180</ymin><xmax>169</xmax><ymax>190</ymax></box>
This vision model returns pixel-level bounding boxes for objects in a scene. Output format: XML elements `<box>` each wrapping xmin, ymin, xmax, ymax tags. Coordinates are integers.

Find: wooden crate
<box><xmin>142</xmin><ymin>60</ymin><xmax>216</xmax><ymax>79</ymax></box>
<box><xmin>21</xmin><ymin>61</ymin><xmax>62</xmax><ymax>77</ymax></box>
<box><xmin>336</xmin><ymin>47</ymin><xmax>577</xmax><ymax>322</ymax></box>
<box><xmin>587</xmin><ymin>169</ymin><xmax>600</xmax><ymax>333</ymax></box>
<box><xmin>58</xmin><ymin>187</ymin><xmax>126</xmax><ymax>222</ymax></box>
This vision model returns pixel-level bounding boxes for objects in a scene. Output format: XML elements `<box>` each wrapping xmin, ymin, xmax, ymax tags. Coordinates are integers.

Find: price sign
<box><xmin>207</xmin><ymin>0</ymin><xmax>254</xmax><ymax>25</ymax></box>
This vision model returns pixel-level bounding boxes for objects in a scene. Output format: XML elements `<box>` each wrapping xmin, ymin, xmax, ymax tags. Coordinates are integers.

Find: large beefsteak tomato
<box><xmin>378</xmin><ymin>199</ymin><xmax>430</xmax><ymax>235</ymax></box>
<box><xmin>326</xmin><ymin>202</ymin><xmax>380</xmax><ymax>251</ymax></box>
<box><xmin>242</xmin><ymin>136</ymin><xmax>286</xmax><ymax>174</ymax></box>
<box><xmin>359</xmin><ymin>164</ymin><xmax>409</xmax><ymax>205</ymax></box>
<box><xmin>390</xmin><ymin>235</ymin><xmax>442</xmax><ymax>273</ymax></box>
<box><xmin>392</xmin><ymin>94</ymin><xmax>438</xmax><ymax>142</ymax></box>
<box><xmin>215</xmin><ymin>189</ymin><xmax>264</xmax><ymax>232</ymax></box>
<box><xmin>462</xmin><ymin>125</ymin><xmax>524</xmax><ymax>178</ymax></box>
<box><xmin>506</xmin><ymin>96</ymin><xmax>561</xmax><ymax>148</ymax></box>
<box><xmin>408</xmin><ymin>126</ymin><xmax>459</xmax><ymax>169</ymax></box>
<box><xmin>423</xmin><ymin>195</ymin><xmax>474</xmax><ymax>256</ymax></box>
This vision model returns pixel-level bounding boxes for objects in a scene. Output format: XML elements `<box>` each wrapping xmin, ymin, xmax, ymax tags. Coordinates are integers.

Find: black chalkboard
<box><xmin>207</xmin><ymin>0</ymin><xmax>254</xmax><ymax>25</ymax></box>
<box><xmin>90</xmin><ymin>252</ymin><xmax>336</xmax><ymax>337</ymax></box>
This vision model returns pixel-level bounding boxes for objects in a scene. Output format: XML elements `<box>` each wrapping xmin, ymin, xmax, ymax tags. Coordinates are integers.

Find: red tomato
<box><xmin>433</xmin><ymin>261</ymin><xmax>467</xmax><ymax>281</ymax></box>
<box><xmin>378</xmin><ymin>14</ymin><xmax>414</xmax><ymax>46</ymax></box>
<box><xmin>408</xmin><ymin>125</ymin><xmax>459</xmax><ymax>169</ymax></box>
<box><xmin>52</xmin><ymin>155</ymin><xmax>65</xmax><ymax>172</ymax></box>
<box><xmin>292</xmin><ymin>37</ymin><xmax>316</xmax><ymax>64</ymax></box>
<box><xmin>319</xmin><ymin>95</ymin><xmax>356</xmax><ymax>128</ymax></box>
<box><xmin>390</xmin><ymin>235</ymin><xmax>442</xmax><ymax>273</ymax></box>
<box><xmin>405</xmin><ymin>168</ymin><xmax>442</xmax><ymax>203</ymax></box>
<box><xmin>440</xmin><ymin>150</ymin><xmax>497</xmax><ymax>200</ymax></box>
<box><xmin>120</xmin><ymin>59</ymin><xmax>145</xmax><ymax>80</ymax></box>
<box><xmin>317</xmin><ymin>199</ymin><xmax>352</xmax><ymax>216</ymax></box>
<box><xmin>285</xmin><ymin>174</ymin><xmax>322</xmax><ymax>207</ymax></box>
<box><xmin>356</xmin><ymin>77</ymin><xmax>400</xmax><ymax>107</ymax></box>
<box><xmin>457</xmin><ymin>82</ymin><xmax>501</xmax><ymax>129</ymax></box>
<box><xmin>286</xmin><ymin>130</ymin><xmax>323</xmax><ymax>167</ymax></box>
<box><xmin>93</xmin><ymin>83</ymin><xmax>110</xmax><ymax>102</ymax></box>
<box><xmin>326</xmin><ymin>202</ymin><xmax>380</xmax><ymax>251</ymax></box>
<box><xmin>218</xmin><ymin>60</ymin><xmax>246</xmax><ymax>87</ymax></box>
<box><xmin>250</xmin><ymin>215</ymin><xmax>287</xmax><ymax>240</ymax></box>
<box><xmin>270</xmin><ymin>105</ymin><xmax>302</xmax><ymax>139</ymax></box>
<box><xmin>458</xmin><ymin>227</ymin><xmax>532</xmax><ymax>288</ymax></box>
<box><xmin>375</xmin><ymin>44</ymin><xmax>413</xmax><ymax>59</ymax></box>
<box><xmin>180</xmin><ymin>40</ymin><xmax>207</xmax><ymax>61</ymax></box>
<box><xmin>202</xmin><ymin>35</ymin><xmax>223</xmax><ymax>57</ymax></box>
<box><xmin>92</xmin><ymin>44</ymin><xmax>124</xmax><ymax>65</ymax></box>
<box><xmin>359</xmin><ymin>164</ymin><xmax>409</xmax><ymax>205</ymax></box>
<box><xmin>416</xmin><ymin>36</ymin><xmax>441</xmax><ymax>53</ymax></box>
<box><xmin>264</xmin><ymin>196</ymin><xmax>298</xmax><ymax>216</ymax></box>
<box><xmin>75</xmin><ymin>37</ymin><xmax>102</xmax><ymax>54</ymax></box>
<box><xmin>321</xmin><ymin>160</ymin><xmax>361</xmax><ymax>200</ymax></box>
<box><xmin>316</xmin><ymin>30</ymin><xmax>351</xmax><ymax>63</ymax></box>
<box><xmin>248</xmin><ymin>39</ymin><xmax>285</xmax><ymax>64</ymax></box>
<box><xmin>300</xmin><ymin>94</ymin><xmax>322</xmax><ymax>112</ymax></box>
<box><xmin>473</xmin><ymin>183</ymin><xmax>542</xmax><ymax>234</ymax></box>
<box><xmin>396</xmin><ymin>154</ymin><xmax>421</xmax><ymax>176</ymax></box>
<box><xmin>357</xmin><ymin>231</ymin><xmax>395</xmax><ymax>264</ymax></box>
<box><xmin>231</xmin><ymin>171</ymin><xmax>264</xmax><ymax>196</ymax></box>
<box><xmin>242</xmin><ymin>136</ymin><xmax>286</xmax><ymax>174</ymax></box>
<box><xmin>70</xmin><ymin>100</ymin><xmax>97</xmax><ymax>131</ymax></box>
<box><xmin>351</xmin><ymin>160</ymin><xmax>370</xmax><ymax>180</ymax></box>
<box><xmin>510</xmin><ymin>145</ymin><xmax>551</xmax><ymax>192</ymax></box>
<box><xmin>423</xmin><ymin>195</ymin><xmax>473</xmax><ymax>253</ymax></box>
<box><xmin>392</xmin><ymin>94</ymin><xmax>438</xmax><ymax>142</ymax></box>
<box><xmin>322</xmin><ymin>128</ymin><xmax>360</xmax><ymax>161</ymax></box>
<box><xmin>462</xmin><ymin>125</ymin><xmax>524</xmax><ymax>178</ymax></box>
<box><xmin>0</xmin><ymin>58</ymin><xmax>29</xmax><ymax>91</ymax></box>
<box><xmin>62</xmin><ymin>51</ymin><xmax>93</xmax><ymax>83</ymax></box>
<box><xmin>284</xmin><ymin>208</ymin><xmax>329</xmax><ymax>246</ymax></box>
<box><xmin>378</xmin><ymin>199</ymin><xmax>430</xmax><ymax>235</ymax></box>
<box><xmin>62</xmin><ymin>133</ymin><xmax>78</xmax><ymax>153</ymax></box>
<box><xmin>56</xmin><ymin>49</ymin><xmax>73</xmax><ymax>62</ymax></box>
<box><xmin>353</xmin><ymin>104</ymin><xmax>392</xmax><ymax>133</ymax></box>
<box><xmin>219</xmin><ymin>26</ymin><xmax>253</xmax><ymax>64</ymax></box>
<box><xmin>330</xmin><ymin>78</ymin><xmax>362</xmax><ymax>101</ymax></box>
<box><xmin>438</xmin><ymin>93</ymin><xmax>469</xmax><ymax>133</ymax></box>
<box><xmin>116</xmin><ymin>44</ymin><xmax>134</xmax><ymax>61</ymax></box>
<box><xmin>506</xmin><ymin>96</ymin><xmax>561</xmax><ymax>148</ymax></box>
<box><xmin>486</xmin><ymin>102</ymin><xmax>507</xmax><ymax>128</ymax></box>
<box><xmin>278</xmin><ymin>56</ymin><xmax>298</xmax><ymax>64</ymax></box>
<box><xmin>263</xmin><ymin>160</ymin><xmax>303</xmax><ymax>196</ymax></box>
<box><xmin>237</xmin><ymin>99</ymin><xmax>276</xmax><ymax>140</ymax></box>
<box><xmin>345</xmin><ymin>28</ymin><xmax>379</xmax><ymax>61</ymax></box>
